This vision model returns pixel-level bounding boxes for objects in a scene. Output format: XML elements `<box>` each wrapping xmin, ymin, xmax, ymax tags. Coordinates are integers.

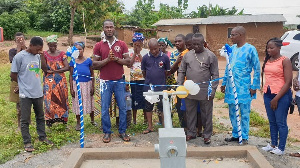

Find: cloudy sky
<box><xmin>120</xmin><ymin>0</ymin><xmax>300</xmax><ymax>24</ymax></box>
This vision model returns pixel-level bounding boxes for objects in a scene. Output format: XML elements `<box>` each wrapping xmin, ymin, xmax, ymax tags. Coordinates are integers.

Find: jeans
<box><xmin>264</xmin><ymin>88</ymin><xmax>291</xmax><ymax>151</ymax></box>
<box><xmin>20</xmin><ymin>97</ymin><xmax>46</xmax><ymax>144</ymax></box>
<box><xmin>229</xmin><ymin>103</ymin><xmax>251</xmax><ymax>140</ymax></box>
<box><xmin>101</xmin><ymin>79</ymin><xmax>127</xmax><ymax>134</ymax></box>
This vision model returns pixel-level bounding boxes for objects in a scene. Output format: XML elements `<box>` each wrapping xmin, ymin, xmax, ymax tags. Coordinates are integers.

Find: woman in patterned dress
<box><xmin>43</xmin><ymin>35</ymin><xmax>69</xmax><ymax>127</ymax></box>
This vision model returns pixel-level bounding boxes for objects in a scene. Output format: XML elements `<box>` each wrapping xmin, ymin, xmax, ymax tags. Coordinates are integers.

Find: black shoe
<box><xmin>224</xmin><ymin>137</ymin><xmax>239</xmax><ymax>142</ymax></box>
<box><xmin>242</xmin><ymin>139</ymin><xmax>248</xmax><ymax>145</ymax></box>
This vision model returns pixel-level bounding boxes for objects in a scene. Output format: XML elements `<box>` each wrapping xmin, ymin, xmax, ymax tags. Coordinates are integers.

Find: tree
<box><xmin>122</xmin><ymin>0</ymin><xmax>159</xmax><ymax>28</ymax></box>
<box><xmin>67</xmin><ymin>0</ymin><xmax>125</xmax><ymax>45</ymax></box>
<box><xmin>188</xmin><ymin>3</ymin><xmax>244</xmax><ymax>18</ymax></box>
<box><xmin>0</xmin><ymin>0</ymin><xmax>25</xmax><ymax>14</ymax></box>
<box><xmin>124</xmin><ymin>0</ymin><xmax>189</xmax><ymax>27</ymax></box>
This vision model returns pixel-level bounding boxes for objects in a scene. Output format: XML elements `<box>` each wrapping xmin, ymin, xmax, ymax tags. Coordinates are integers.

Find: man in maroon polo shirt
<box><xmin>93</xmin><ymin>19</ymin><xmax>131</xmax><ymax>143</ymax></box>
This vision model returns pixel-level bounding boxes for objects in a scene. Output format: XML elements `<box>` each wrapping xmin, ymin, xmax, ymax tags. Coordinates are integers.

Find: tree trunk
<box><xmin>68</xmin><ymin>5</ymin><xmax>76</xmax><ymax>45</ymax></box>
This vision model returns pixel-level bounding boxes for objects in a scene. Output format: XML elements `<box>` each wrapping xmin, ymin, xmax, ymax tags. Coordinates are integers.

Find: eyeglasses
<box><xmin>230</xmin><ymin>33</ymin><xmax>240</xmax><ymax>37</ymax></box>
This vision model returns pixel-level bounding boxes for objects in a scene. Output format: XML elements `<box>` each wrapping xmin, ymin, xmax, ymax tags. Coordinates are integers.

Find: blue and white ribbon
<box><xmin>224</xmin><ymin>43</ymin><xmax>242</xmax><ymax>145</ymax></box>
<box><xmin>66</xmin><ymin>46</ymin><xmax>85</xmax><ymax>148</ymax></box>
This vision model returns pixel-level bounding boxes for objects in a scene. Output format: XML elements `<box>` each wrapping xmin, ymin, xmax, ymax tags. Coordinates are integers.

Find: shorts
<box><xmin>9</xmin><ymin>81</ymin><xmax>19</xmax><ymax>103</ymax></box>
<box><xmin>131</xmin><ymin>80</ymin><xmax>145</xmax><ymax>110</ymax></box>
<box><xmin>144</xmin><ymin>95</ymin><xmax>163</xmax><ymax>112</ymax></box>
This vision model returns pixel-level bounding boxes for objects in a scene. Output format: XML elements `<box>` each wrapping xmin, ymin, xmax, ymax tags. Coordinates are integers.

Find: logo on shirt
<box><xmin>114</xmin><ymin>46</ymin><xmax>121</xmax><ymax>52</ymax></box>
<box><xmin>27</xmin><ymin>61</ymin><xmax>40</xmax><ymax>78</ymax></box>
<box><xmin>159</xmin><ymin>61</ymin><xmax>164</xmax><ymax>68</ymax></box>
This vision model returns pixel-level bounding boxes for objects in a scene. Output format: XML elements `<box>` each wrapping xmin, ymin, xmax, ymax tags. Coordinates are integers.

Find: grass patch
<box><xmin>25</xmin><ymin>29</ymin><xmax>64</xmax><ymax>38</ymax></box>
<box><xmin>213</xmin><ymin>116</ymin><xmax>231</xmax><ymax>133</ymax></box>
<box><xmin>249</xmin><ymin>110</ymin><xmax>270</xmax><ymax>138</ymax></box>
<box><xmin>215</xmin><ymin>91</ymin><xmax>225</xmax><ymax>100</ymax></box>
<box><xmin>0</xmin><ymin>60</ymin><xmax>182</xmax><ymax>163</ymax></box>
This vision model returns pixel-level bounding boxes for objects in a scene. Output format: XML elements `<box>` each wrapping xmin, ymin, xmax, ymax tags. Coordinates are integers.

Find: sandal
<box><xmin>40</xmin><ymin>138</ymin><xmax>54</xmax><ymax>146</ymax></box>
<box><xmin>142</xmin><ymin>128</ymin><xmax>153</xmax><ymax>134</ymax></box>
<box><xmin>24</xmin><ymin>143</ymin><xmax>35</xmax><ymax>152</ymax></box>
<box><xmin>119</xmin><ymin>133</ymin><xmax>130</xmax><ymax>142</ymax></box>
<box><xmin>102</xmin><ymin>133</ymin><xmax>111</xmax><ymax>143</ymax></box>
<box><xmin>204</xmin><ymin>138</ymin><xmax>211</xmax><ymax>144</ymax></box>
<box><xmin>289</xmin><ymin>152</ymin><xmax>300</xmax><ymax>157</ymax></box>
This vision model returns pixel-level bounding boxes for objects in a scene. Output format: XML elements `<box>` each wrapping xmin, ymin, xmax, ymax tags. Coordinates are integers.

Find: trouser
<box><xmin>228</xmin><ymin>103</ymin><xmax>251</xmax><ymax>140</ymax></box>
<box><xmin>101</xmin><ymin>79</ymin><xmax>127</xmax><ymax>134</ymax></box>
<box><xmin>264</xmin><ymin>88</ymin><xmax>291</xmax><ymax>151</ymax></box>
<box><xmin>20</xmin><ymin>97</ymin><xmax>46</xmax><ymax>144</ymax></box>
<box><xmin>185</xmin><ymin>98</ymin><xmax>213</xmax><ymax>138</ymax></box>
<box><xmin>176</xmin><ymin>98</ymin><xmax>186</xmax><ymax>128</ymax></box>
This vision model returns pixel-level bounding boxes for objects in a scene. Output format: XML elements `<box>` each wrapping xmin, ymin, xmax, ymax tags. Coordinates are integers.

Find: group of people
<box><xmin>9</xmin><ymin>19</ymin><xmax>296</xmax><ymax>156</ymax></box>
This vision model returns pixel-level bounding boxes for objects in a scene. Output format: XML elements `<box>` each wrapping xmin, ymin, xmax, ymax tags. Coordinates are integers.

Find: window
<box><xmin>293</xmin><ymin>33</ymin><xmax>300</xmax><ymax>41</ymax></box>
<box><xmin>227</xmin><ymin>28</ymin><xmax>233</xmax><ymax>38</ymax></box>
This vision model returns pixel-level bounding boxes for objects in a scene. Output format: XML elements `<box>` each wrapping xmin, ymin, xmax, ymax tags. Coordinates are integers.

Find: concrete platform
<box><xmin>63</xmin><ymin>146</ymin><xmax>273</xmax><ymax>168</ymax></box>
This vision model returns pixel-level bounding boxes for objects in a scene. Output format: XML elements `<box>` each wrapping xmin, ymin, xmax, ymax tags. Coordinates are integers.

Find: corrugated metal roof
<box><xmin>153</xmin><ymin>18</ymin><xmax>204</xmax><ymax>26</ymax></box>
<box><xmin>202</xmin><ymin>14</ymin><xmax>286</xmax><ymax>24</ymax></box>
<box><xmin>153</xmin><ymin>14</ymin><xmax>286</xmax><ymax>26</ymax></box>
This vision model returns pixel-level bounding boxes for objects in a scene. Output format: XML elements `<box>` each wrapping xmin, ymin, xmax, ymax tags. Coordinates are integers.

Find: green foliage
<box><xmin>122</xmin><ymin>0</ymin><xmax>159</xmax><ymax>28</ymax></box>
<box><xmin>0</xmin><ymin>11</ymin><xmax>30</xmax><ymax>40</ymax></box>
<box><xmin>249</xmin><ymin>110</ymin><xmax>270</xmax><ymax>138</ymax></box>
<box><xmin>29</xmin><ymin>0</ymin><xmax>83</xmax><ymax>33</ymax></box>
<box><xmin>215</xmin><ymin>91</ymin><xmax>225</xmax><ymax>100</ymax></box>
<box><xmin>26</xmin><ymin>29</ymin><xmax>63</xmax><ymax>38</ymax></box>
<box><xmin>80</xmin><ymin>0</ymin><xmax>125</xmax><ymax>31</ymax></box>
<box><xmin>0</xmin><ymin>0</ymin><xmax>25</xmax><ymax>14</ymax></box>
<box><xmin>188</xmin><ymin>3</ymin><xmax>244</xmax><ymax>18</ymax></box>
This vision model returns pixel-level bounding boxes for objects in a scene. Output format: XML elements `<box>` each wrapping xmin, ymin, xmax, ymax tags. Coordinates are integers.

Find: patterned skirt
<box><xmin>72</xmin><ymin>80</ymin><xmax>95</xmax><ymax>115</ymax></box>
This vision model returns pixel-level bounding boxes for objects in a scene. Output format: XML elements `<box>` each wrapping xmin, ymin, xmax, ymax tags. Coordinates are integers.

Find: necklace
<box><xmin>194</xmin><ymin>51</ymin><xmax>204</xmax><ymax>66</ymax></box>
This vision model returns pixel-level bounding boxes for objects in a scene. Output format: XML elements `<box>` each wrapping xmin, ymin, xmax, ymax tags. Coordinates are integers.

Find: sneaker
<box><xmin>262</xmin><ymin>143</ymin><xmax>275</xmax><ymax>152</ymax></box>
<box><xmin>270</xmin><ymin>147</ymin><xmax>284</xmax><ymax>155</ymax></box>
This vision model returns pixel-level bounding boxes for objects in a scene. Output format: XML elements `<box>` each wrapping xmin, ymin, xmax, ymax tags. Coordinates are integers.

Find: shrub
<box><xmin>0</xmin><ymin>11</ymin><xmax>30</xmax><ymax>40</ymax></box>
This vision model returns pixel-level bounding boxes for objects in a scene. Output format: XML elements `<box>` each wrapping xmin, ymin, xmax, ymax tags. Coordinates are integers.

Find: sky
<box><xmin>120</xmin><ymin>0</ymin><xmax>300</xmax><ymax>24</ymax></box>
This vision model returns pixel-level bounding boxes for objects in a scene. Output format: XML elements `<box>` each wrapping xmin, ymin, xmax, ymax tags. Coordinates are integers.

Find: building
<box><xmin>153</xmin><ymin>14</ymin><xmax>286</xmax><ymax>58</ymax></box>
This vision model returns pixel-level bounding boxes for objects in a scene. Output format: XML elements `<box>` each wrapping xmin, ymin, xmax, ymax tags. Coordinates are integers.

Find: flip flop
<box><xmin>119</xmin><ymin>133</ymin><xmax>130</xmax><ymax>142</ymax></box>
<box><xmin>142</xmin><ymin>129</ymin><xmax>153</xmax><ymax>134</ymax></box>
<box><xmin>289</xmin><ymin>152</ymin><xmax>300</xmax><ymax>157</ymax></box>
<box><xmin>102</xmin><ymin>133</ymin><xmax>111</xmax><ymax>143</ymax></box>
<box><xmin>24</xmin><ymin>143</ymin><xmax>35</xmax><ymax>152</ymax></box>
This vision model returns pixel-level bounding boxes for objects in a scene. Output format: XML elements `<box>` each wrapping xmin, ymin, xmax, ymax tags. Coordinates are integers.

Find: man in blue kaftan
<box><xmin>221</xmin><ymin>26</ymin><xmax>260</xmax><ymax>145</ymax></box>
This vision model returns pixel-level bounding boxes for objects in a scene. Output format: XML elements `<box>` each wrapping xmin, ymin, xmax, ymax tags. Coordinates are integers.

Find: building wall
<box><xmin>205</xmin><ymin>22</ymin><xmax>285</xmax><ymax>59</ymax></box>
<box><xmin>156</xmin><ymin>25</ymin><xmax>194</xmax><ymax>42</ymax></box>
<box><xmin>115</xmin><ymin>28</ymin><xmax>134</xmax><ymax>45</ymax></box>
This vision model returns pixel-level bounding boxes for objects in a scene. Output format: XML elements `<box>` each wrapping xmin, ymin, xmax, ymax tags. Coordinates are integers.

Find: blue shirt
<box><xmin>222</xmin><ymin>43</ymin><xmax>260</xmax><ymax>104</ymax></box>
<box><xmin>70</xmin><ymin>58</ymin><xmax>92</xmax><ymax>82</ymax></box>
<box><xmin>141</xmin><ymin>52</ymin><xmax>170</xmax><ymax>91</ymax></box>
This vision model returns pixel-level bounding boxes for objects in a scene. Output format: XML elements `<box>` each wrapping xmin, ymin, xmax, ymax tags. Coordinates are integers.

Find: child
<box><xmin>69</xmin><ymin>42</ymin><xmax>96</xmax><ymax>131</ymax></box>
<box><xmin>141</xmin><ymin>38</ymin><xmax>170</xmax><ymax>134</ymax></box>
<box><xmin>125</xmin><ymin>84</ymin><xmax>132</xmax><ymax>127</ymax></box>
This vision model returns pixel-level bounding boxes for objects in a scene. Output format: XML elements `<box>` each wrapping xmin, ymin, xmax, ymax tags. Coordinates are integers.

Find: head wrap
<box><xmin>74</xmin><ymin>41</ymin><xmax>85</xmax><ymax>49</ymax></box>
<box><xmin>46</xmin><ymin>35</ymin><xmax>58</xmax><ymax>43</ymax></box>
<box><xmin>158</xmin><ymin>37</ymin><xmax>174</xmax><ymax>48</ymax></box>
<box><xmin>132</xmin><ymin>32</ymin><xmax>144</xmax><ymax>42</ymax></box>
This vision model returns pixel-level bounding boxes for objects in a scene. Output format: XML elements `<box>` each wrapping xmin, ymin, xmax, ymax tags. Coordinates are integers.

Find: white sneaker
<box><xmin>270</xmin><ymin>147</ymin><xmax>284</xmax><ymax>155</ymax></box>
<box><xmin>262</xmin><ymin>143</ymin><xmax>275</xmax><ymax>152</ymax></box>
